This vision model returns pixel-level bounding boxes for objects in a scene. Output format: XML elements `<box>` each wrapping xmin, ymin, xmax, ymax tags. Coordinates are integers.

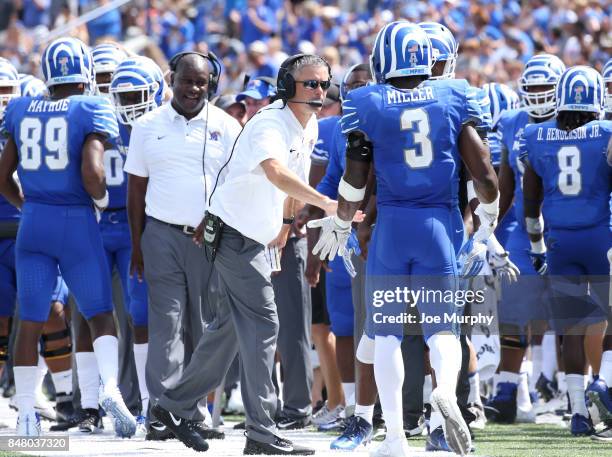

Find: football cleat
<box><xmin>425</xmin><ymin>426</ymin><xmax>452</xmax><ymax>452</ymax></box>
<box><xmin>145</xmin><ymin>420</ymin><xmax>174</xmax><ymax>441</ymax></box>
<box><xmin>431</xmin><ymin>388</ymin><xmax>472</xmax><ymax>456</ymax></box>
<box><xmin>468</xmin><ymin>402</ymin><xmax>487</xmax><ymax>430</ymax></box>
<box><xmin>78</xmin><ymin>408</ymin><xmax>104</xmax><ymax>434</ymax></box>
<box><xmin>485</xmin><ymin>382</ymin><xmax>518</xmax><ymax>424</ymax></box>
<box><xmin>276</xmin><ymin>413</ymin><xmax>312</xmax><ymax>431</ymax></box>
<box><xmin>16</xmin><ymin>411</ymin><xmax>41</xmax><ymax>437</ymax></box>
<box><xmin>369</xmin><ymin>435</ymin><xmax>411</xmax><ymax>457</ymax></box>
<box><xmin>570</xmin><ymin>413</ymin><xmax>593</xmax><ymax>436</ymax></box>
<box><xmin>244</xmin><ymin>435</ymin><xmax>314</xmax><ymax>455</ymax></box>
<box><xmin>330</xmin><ymin>415</ymin><xmax>372</xmax><ymax>450</ymax></box>
<box><xmin>586</xmin><ymin>377</ymin><xmax>612</xmax><ymax>426</ymax></box>
<box><xmin>591</xmin><ymin>425</ymin><xmax>612</xmax><ymax>442</ymax></box>
<box><xmin>99</xmin><ymin>384</ymin><xmax>136</xmax><ymax>438</ymax></box>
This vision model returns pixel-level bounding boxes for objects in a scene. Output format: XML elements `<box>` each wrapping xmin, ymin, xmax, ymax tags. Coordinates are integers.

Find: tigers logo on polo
<box><xmin>208</xmin><ymin>130</ymin><xmax>221</xmax><ymax>141</ymax></box>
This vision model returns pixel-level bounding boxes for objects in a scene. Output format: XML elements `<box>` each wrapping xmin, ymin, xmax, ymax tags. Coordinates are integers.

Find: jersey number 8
<box><xmin>19</xmin><ymin>117</ymin><xmax>68</xmax><ymax>171</ymax></box>
<box><xmin>557</xmin><ymin>146</ymin><xmax>581</xmax><ymax>196</ymax></box>
<box><xmin>400</xmin><ymin>108</ymin><xmax>433</xmax><ymax>168</ymax></box>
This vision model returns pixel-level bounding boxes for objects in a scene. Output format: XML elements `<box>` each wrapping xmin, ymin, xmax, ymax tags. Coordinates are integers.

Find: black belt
<box><xmin>105</xmin><ymin>207</ymin><xmax>126</xmax><ymax>212</ymax></box>
<box><xmin>148</xmin><ymin>217</ymin><xmax>196</xmax><ymax>236</ymax></box>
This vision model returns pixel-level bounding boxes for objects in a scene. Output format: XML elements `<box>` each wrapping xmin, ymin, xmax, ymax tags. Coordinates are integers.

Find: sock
<box><xmin>530</xmin><ymin>345</ymin><xmax>543</xmax><ymax>392</ymax></box>
<box><xmin>498</xmin><ymin>371</ymin><xmax>520</xmax><ymax>386</ymax></box>
<box><xmin>428</xmin><ymin>333</ymin><xmax>462</xmax><ymax>394</ymax></box>
<box><xmin>133</xmin><ymin>343</ymin><xmax>149</xmax><ymax>416</ymax></box>
<box><xmin>50</xmin><ymin>369</ymin><xmax>73</xmax><ymax>397</ymax></box>
<box><xmin>566</xmin><ymin>374</ymin><xmax>587</xmax><ymax>417</ymax></box>
<box><xmin>342</xmin><ymin>382</ymin><xmax>355</xmax><ymax>408</ymax></box>
<box><xmin>76</xmin><ymin>352</ymin><xmax>99</xmax><ymax>410</ymax></box>
<box><xmin>468</xmin><ymin>371</ymin><xmax>481</xmax><ymax>405</ymax></box>
<box><xmin>542</xmin><ymin>332</ymin><xmax>557</xmax><ymax>380</ymax></box>
<box><xmin>556</xmin><ymin>371</ymin><xmax>567</xmax><ymax>394</ymax></box>
<box><xmin>374</xmin><ymin>335</ymin><xmax>404</xmax><ymax>438</ymax></box>
<box><xmin>14</xmin><ymin>366</ymin><xmax>38</xmax><ymax>413</ymax></box>
<box><xmin>35</xmin><ymin>355</ymin><xmax>47</xmax><ymax>393</ymax></box>
<box><xmin>600</xmin><ymin>351</ymin><xmax>612</xmax><ymax>385</ymax></box>
<box><xmin>517</xmin><ymin>372</ymin><xmax>532</xmax><ymax>411</ymax></box>
<box><xmin>354</xmin><ymin>404</ymin><xmax>375</xmax><ymax>425</ymax></box>
<box><xmin>92</xmin><ymin>335</ymin><xmax>118</xmax><ymax>389</ymax></box>
<box><xmin>429</xmin><ymin>410</ymin><xmax>443</xmax><ymax>432</ymax></box>
<box><xmin>423</xmin><ymin>374</ymin><xmax>432</xmax><ymax>405</ymax></box>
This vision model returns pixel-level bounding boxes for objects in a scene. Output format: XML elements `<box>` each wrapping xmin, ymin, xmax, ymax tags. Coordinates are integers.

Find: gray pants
<box><xmin>141</xmin><ymin>218</ymin><xmax>209</xmax><ymax>421</ymax></box>
<box><xmin>273</xmin><ymin>237</ymin><xmax>312</xmax><ymax>418</ymax></box>
<box><xmin>159</xmin><ymin>224</ymin><xmax>279</xmax><ymax>444</ymax></box>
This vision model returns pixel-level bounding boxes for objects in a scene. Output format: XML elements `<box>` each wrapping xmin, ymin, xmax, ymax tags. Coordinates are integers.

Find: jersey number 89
<box><xmin>401</xmin><ymin>108</ymin><xmax>433</xmax><ymax>168</ymax></box>
<box><xmin>19</xmin><ymin>117</ymin><xmax>68</xmax><ymax>171</ymax></box>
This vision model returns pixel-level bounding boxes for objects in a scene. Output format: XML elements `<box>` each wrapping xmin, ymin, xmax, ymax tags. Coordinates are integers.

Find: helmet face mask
<box><xmin>518</xmin><ymin>54</ymin><xmax>566</xmax><ymax>119</ymax></box>
<box><xmin>112</xmin><ymin>83</ymin><xmax>159</xmax><ymax>125</ymax></box>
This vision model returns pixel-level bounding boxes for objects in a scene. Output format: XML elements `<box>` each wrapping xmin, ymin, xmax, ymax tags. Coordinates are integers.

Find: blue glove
<box><xmin>527</xmin><ymin>250</ymin><xmax>547</xmax><ymax>275</ymax></box>
<box><xmin>457</xmin><ymin>236</ymin><xmax>487</xmax><ymax>278</ymax></box>
<box><xmin>342</xmin><ymin>230</ymin><xmax>361</xmax><ymax>278</ymax></box>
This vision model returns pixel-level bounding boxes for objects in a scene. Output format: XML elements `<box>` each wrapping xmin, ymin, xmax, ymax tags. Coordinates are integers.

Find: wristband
<box><xmin>478</xmin><ymin>192</ymin><xmax>500</xmax><ymax>215</ymax></box>
<box><xmin>530</xmin><ymin>239</ymin><xmax>546</xmax><ymax>254</ymax></box>
<box><xmin>283</xmin><ymin>217</ymin><xmax>295</xmax><ymax>225</ymax></box>
<box><xmin>467</xmin><ymin>180</ymin><xmax>477</xmax><ymax>201</ymax></box>
<box><xmin>93</xmin><ymin>191</ymin><xmax>109</xmax><ymax>210</ymax></box>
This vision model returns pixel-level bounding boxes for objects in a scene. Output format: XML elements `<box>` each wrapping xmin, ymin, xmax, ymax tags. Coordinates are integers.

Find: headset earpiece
<box><xmin>276</xmin><ymin>54</ymin><xmax>332</xmax><ymax>102</ymax></box>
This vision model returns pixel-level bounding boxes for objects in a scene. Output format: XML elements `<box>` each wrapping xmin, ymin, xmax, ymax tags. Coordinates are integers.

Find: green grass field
<box><xmin>403</xmin><ymin>423</ymin><xmax>610</xmax><ymax>457</ymax></box>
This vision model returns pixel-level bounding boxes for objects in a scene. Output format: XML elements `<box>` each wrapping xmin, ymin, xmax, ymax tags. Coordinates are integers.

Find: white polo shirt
<box><xmin>209</xmin><ymin>99</ymin><xmax>317</xmax><ymax>246</ymax></box>
<box><xmin>124</xmin><ymin>102</ymin><xmax>241</xmax><ymax>227</ymax></box>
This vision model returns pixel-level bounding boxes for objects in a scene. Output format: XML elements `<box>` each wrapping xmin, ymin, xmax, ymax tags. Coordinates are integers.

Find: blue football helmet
<box><xmin>602</xmin><ymin>58</ymin><xmax>612</xmax><ymax>114</ymax></box>
<box><xmin>110</xmin><ymin>56</ymin><xmax>165</xmax><ymax>125</ymax></box>
<box><xmin>340</xmin><ymin>63</ymin><xmax>372</xmax><ymax>101</ymax></box>
<box><xmin>419</xmin><ymin>22</ymin><xmax>458</xmax><ymax>79</ymax></box>
<box><xmin>0</xmin><ymin>58</ymin><xmax>20</xmax><ymax>114</ymax></box>
<box><xmin>92</xmin><ymin>43</ymin><xmax>127</xmax><ymax>95</ymax></box>
<box><xmin>518</xmin><ymin>54</ymin><xmax>566</xmax><ymax>119</ymax></box>
<box><xmin>483</xmin><ymin>82</ymin><xmax>520</xmax><ymax>127</ymax></box>
<box><xmin>41</xmin><ymin>37</ymin><xmax>94</xmax><ymax>89</ymax></box>
<box><xmin>556</xmin><ymin>66</ymin><xmax>604</xmax><ymax>115</ymax></box>
<box><xmin>19</xmin><ymin>74</ymin><xmax>48</xmax><ymax>97</ymax></box>
<box><xmin>370</xmin><ymin>21</ymin><xmax>432</xmax><ymax>84</ymax></box>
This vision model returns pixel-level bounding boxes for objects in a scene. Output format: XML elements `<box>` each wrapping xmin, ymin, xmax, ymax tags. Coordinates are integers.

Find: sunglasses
<box><xmin>295</xmin><ymin>80</ymin><xmax>332</xmax><ymax>90</ymax></box>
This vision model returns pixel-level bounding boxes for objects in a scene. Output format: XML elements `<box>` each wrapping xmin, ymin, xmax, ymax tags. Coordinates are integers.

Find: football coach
<box><xmin>153</xmin><ymin>54</ymin><xmax>339</xmax><ymax>455</ymax></box>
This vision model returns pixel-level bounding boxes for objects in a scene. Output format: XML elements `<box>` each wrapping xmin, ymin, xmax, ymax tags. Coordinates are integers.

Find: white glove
<box><xmin>473</xmin><ymin>194</ymin><xmax>499</xmax><ymax>243</ymax></box>
<box><xmin>307</xmin><ymin>215</ymin><xmax>351</xmax><ymax>261</ymax></box>
<box><xmin>457</xmin><ymin>236</ymin><xmax>488</xmax><ymax>278</ymax></box>
<box><xmin>486</xmin><ymin>234</ymin><xmax>520</xmax><ymax>283</ymax></box>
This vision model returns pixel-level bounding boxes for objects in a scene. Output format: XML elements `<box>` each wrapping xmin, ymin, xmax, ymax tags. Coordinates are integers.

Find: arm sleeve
<box><xmin>81</xmin><ymin>97</ymin><xmax>120</xmax><ymax>140</ymax></box>
<box><xmin>243</xmin><ymin>118</ymin><xmax>286</xmax><ymax>171</ymax></box>
<box><xmin>316</xmin><ymin>124</ymin><xmax>344</xmax><ymax>199</ymax></box>
<box><xmin>340</xmin><ymin>91</ymin><xmax>363</xmax><ymax>136</ymax></box>
<box><xmin>518</xmin><ymin>129</ymin><xmax>535</xmax><ymax>172</ymax></box>
<box><xmin>123</xmin><ymin>122</ymin><xmax>148</xmax><ymax>177</ymax></box>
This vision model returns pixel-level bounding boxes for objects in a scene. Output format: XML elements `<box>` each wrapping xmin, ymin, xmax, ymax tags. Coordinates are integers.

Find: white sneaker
<box><xmin>369</xmin><ymin>435</ymin><xmax>411</xmax><ymax>457</ymax></box>
<box><xmin>516</xmin><ymin>407</ymin><xmax>536</xmax><ymax>423</ymax></box>
<box><xmin>431</xmin><ymin>388</ymin><xmax>472</xmax><ymax>456</ymax></box>
<box><xmin>227</xmin><ymin>383</ymin><xmax>245</xmax><ymax>414</ymax></box>
<box><xmin>468</xmin><ymin>402</ymin><xmax>487</xmax><ymax>430</ymax></box>
<box><xmin>134</xmin><ymin>415</ymin><xmax>147</xmax><ymax>438</ymax></box>
<box><xmin>16</xmin><ymin>411</ymin><xmax>42</xmax><ymax>436</ymax></box>
<box><xmin>312</xmin><ymin>401</ymin><xmax>344</xmax><ymax>426</ymax></box>
<box><xmin>99</xmin><ymin>384</ymin><xmax>136</xmax><ymax>438</ymax></box>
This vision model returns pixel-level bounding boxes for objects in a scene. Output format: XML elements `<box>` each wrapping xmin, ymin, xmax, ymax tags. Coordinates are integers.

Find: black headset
<box><xmin>276</xmin><ymin>53</ymin><xmax>332</xmax><ymax>101</ymax></box>
<box><xmin>168</xmin><ymin>51</ymin><xmax>222</xmax><ymax>99</ymax></box>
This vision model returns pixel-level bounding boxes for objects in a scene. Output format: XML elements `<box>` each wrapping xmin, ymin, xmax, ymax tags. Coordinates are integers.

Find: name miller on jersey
<box><xmin>26</xmin><ymin>99</ymin><xmax>70</xmax><ymax>113</ymax></box>
<box><xmin>386</xmin><ymin>86</ymin><xmax>435</xmax><ymax>105</ymax></box>
<box><xmin>536</xmin><ymin>124</ymin><xmax>602</xmax><ymax>141</ymax></box>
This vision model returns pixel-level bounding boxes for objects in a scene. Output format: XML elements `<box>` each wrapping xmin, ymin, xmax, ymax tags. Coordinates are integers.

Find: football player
<box><xmin>0</xmin><ymin>37</ymin><xmax>136</xmax><ymax>437</ymax></box>
<box><xmin>521</xmin><ymin>66</ymin><xmax>611</xmax><ymax>436</ymax></box>
<box><xmin>309</xmin><ymin>21</ymin><xmax>498</xmax><ymax>456</ymax></box>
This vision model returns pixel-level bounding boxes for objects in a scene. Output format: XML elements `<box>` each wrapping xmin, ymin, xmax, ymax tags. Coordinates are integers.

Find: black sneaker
<box><xmin>189</xmin><ymin>420</ymin><xmax>225</xmax><ymax>440</ymax></box>
<box><xmin>50</xmin><ymin>406</ymin><xmax>82</xmax><ymax>432</ymax></box>
<box><xmin>146</xmin><ymin>421</ymin><xmax>175</xmax><ymax>441</ymax></box>
<box><xmin>244</xmin><ymin>435</ymin><xmax>314</xmax><ymax>455</ymax></box>
<box><xmin>484</xmin><ymin>382</ymin><xmax>517</xmax><ymax>424</ymax></box>
<box><xmin>78</xmin><ymin>408</ymin><xmax>104</xmax><ymax>433</ymax></box>
<box><xmin>151</xmin><ymin>404</ymin><xmax>209</xmax><ymax>452</ymax></box>
<box><xmin>234</xmin><ymin>420</ymin><xmax>246</xmax><ymax>430</ymax></box>
<box><xmin>536</xmin><ymin>373</ymin><xmax>559</xmax><ymax>402</ymax></box>
<box><xmin>55</xmin><ymin>395</ymin><xmax>75</xmax><ymax>423</ymax></box>
<box><xmin>276</xmin><ymin>414</ymin><xmax>311</xmax><ymax>430</ymax></box>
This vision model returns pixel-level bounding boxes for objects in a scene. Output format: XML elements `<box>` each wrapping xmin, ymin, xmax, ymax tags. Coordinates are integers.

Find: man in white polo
<box><xmin>124</xmin><ymin>52</ymin><xmax>241</xmax><ymax>448</ymax></box>
<box><xmin>154</xmin><ymin>54</ymin><xmax>337</xmax><ymax>455</ymax></box>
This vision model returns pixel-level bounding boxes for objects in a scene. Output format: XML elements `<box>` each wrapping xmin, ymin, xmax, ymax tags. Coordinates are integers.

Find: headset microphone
<box><xmin>289</xmin><ymin>100</ymin><xmax>324</xmax><ymax>107</ymax></box>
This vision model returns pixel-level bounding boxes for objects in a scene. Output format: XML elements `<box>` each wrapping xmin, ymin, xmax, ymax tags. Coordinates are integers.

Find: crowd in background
<box><xmin>0</xmin><ymin>0</ymin><xmax>610</xmax><ymax>93</ymax></box>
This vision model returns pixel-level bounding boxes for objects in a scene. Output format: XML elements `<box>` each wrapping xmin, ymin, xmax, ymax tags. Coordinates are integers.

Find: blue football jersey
<box><xmin>311</xmin><ymin>115</ymin><xmax>340</xmax><ymax>165</ymax></box>
<box><xmin>0</xmin><ymin>135</ymin><xmax>19</xmax><ymax>222</ymax></box>
<box><xmin>498</xmin><ymin>109</ymin><xmax>530</xmax><ymax>227</ymax></box>
<box><xmin>489</xmin><ymin>129</ymin><xmax>503</xmax><ymax>167</ymax></box>
<box><xmin>341</xmin><ymin>79</ymin><xmax>488</xmax><ymax>208</ymax></box>
<box><xmin>317</xmin><ymin>120</ymin><xmax>346</xmax><ymax>199</ymax></box>
<box><xmin>3</xmin><ymin>95</ymin><xmax>118</xmax><ymax>206</ymax></box>
<box><xmin>104</xmin><ymin>123</ymin><xmax>130</xmax><ymax>208</ymax></box>
<box><xmin>521</xmin><ymin>119</ymin><xmax>612</xmax><ymax>229</ymax></box>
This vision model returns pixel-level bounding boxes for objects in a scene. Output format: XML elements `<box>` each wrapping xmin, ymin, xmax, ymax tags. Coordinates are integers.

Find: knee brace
<box><xmin>356</xmin><ymin>334</ymin><xmax>375</xmax><ymax>364</ymax></box>
<box><xmin>500</xmin><ymin>334</ymin><xmax>528</xmax><ymax>350</ymax></box>
<box><xmin>40</xmin><ymin>327</ymin><xmax>72</xmax><ymax>360</ymax></box>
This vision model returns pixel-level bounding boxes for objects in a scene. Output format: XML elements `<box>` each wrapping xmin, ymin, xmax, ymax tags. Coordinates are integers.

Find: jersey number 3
<box><xmin>401</xmin><ymin>108</ymin><xmax>433</xmax><ymax>168</ymax></box>
<box><xmin>19</xmin><ymin>117</ymin><xmax>68</xmax><ymax>171</ymax></box>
